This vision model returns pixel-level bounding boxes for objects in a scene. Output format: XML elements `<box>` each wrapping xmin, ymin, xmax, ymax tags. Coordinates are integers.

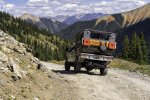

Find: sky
<box><xmin>0</xmin><ymin>0</ymin><xmax>149</xmax><ymax>17</ymax></box>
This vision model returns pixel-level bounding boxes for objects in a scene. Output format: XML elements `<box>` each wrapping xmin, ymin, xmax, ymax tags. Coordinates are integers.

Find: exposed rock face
<box><xmin>20</xmin><ymin>13</ymin><xmax>68</xmax><ymax>33</ymax></box>
<box><xmin>0</xmin><ymin>30</ymin><xmax>45</xmax><ymax>80</ymax></box>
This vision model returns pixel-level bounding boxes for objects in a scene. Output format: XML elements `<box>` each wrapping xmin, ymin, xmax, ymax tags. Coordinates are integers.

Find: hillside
<box><xmin>1</xmin><ymin>30</ymin><xmax>150</xmax><ymax>100</ymax></box>
<box><xmin>0</xmin><ymin>12</ymin><xmax>70</xmax><ymax>61</ymax></box>
<box><xmin>0</xmin><ymin>30</ymin><xmax>77</xmax><ymax>99</ymax></box>
<box><xmin>60</xmin><ymin>3</ymin><xmax>150</xmax><ymax>40</ymax></box>
<box><xmin>63</xmin><ymin>13</ymin><xmax>106</xmax><ymax>25</ymax></box>
<box><xmin>20</xmin><ymin>13</ymin><xmax>68</xmax><ymax>33</ymax></box>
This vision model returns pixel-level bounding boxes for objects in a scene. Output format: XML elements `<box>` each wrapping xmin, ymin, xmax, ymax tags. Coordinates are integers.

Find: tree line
<box><xmin>122</xmin><ymin>33</ymin><xmax>149</xmax><ymax>64</ymax></box>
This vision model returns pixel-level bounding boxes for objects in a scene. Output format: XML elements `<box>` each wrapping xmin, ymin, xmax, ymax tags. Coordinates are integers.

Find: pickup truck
<box><xmin>65</xmin><ymin>29</ymin><xmax>116</xmax><ymax>75</ymax></box>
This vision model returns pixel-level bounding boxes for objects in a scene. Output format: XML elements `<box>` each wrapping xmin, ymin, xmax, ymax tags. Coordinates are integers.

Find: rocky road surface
<box><xmin>42</xmin><ymin>62</ymin><xmax>150</xmax><ymax>100</ymax></box>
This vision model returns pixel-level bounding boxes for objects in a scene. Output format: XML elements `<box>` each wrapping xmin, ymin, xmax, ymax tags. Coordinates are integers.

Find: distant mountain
<box><xmin>20</xmin><ymin>13</ymin><xmax>68</xmax><ymax>33</ymax></box>
<box><xmin>51</xmin><ymin>15</ymin><xmax>70</xmax><ymax>22</ymax></box>
<box><xmin>60</xmin><ymin>3</ymin><xmax>150</xmax><ymax>40</ymax></box>
<box><xmin>63</xmin><ymin>13</ymin><xmax>106</xmax><ymax>25</ymax></box>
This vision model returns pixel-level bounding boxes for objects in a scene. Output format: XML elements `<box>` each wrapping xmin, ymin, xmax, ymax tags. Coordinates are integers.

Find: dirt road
<box><xmin>42</xmin><ymin>62</ymin><xmax>150</xmax><ymax>100</ymax></box>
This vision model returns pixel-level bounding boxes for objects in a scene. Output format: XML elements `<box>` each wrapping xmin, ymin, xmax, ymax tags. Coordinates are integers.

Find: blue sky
<box><xmin>0</xmin><ymin>0</ymin><xmax>149</xmax><ymax>17</ymax></box>
<box><xmin>5</xmin><ymin>0</ymin><xmax>27</xmax><ymax>6</ymax></box>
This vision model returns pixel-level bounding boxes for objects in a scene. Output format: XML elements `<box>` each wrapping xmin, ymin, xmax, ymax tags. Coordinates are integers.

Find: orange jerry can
<box><xmin>108</xmin><ymin>42</ymin><xmax>116</xmax><ymax>50</ymax></box>
<box><xmin>83</xmin><ymin>38</ymin><xmax>90</xmax><ymax>46</ymax></box>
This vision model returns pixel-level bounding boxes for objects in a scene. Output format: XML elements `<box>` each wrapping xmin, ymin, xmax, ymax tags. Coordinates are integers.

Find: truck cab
<box><xmin>65</xmin><ymin>29</ymin><xmax>116</xmax><ymax>75</ymax></box>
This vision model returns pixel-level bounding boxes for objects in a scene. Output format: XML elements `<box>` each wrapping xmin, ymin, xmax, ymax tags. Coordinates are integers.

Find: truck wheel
<box><xmin>100</xmin><ymin>68</ymin><xmax>108</xmax><ymax>75</ymax></box>
<box><xmin>65</xmin><ymin>61</ymin><xmax>70</xmax><ymax>71</ymax></box>
<box><xmin>74</xmin><ymin>56</ymin><xmax>81</xmax><ymax>73</ymax></box>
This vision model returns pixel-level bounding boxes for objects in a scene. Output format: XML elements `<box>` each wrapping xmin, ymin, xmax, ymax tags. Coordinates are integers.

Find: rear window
<box><xmin>90</xmin><ymin>33</ymin><xmax>110</xmax><ymax>40</ymax></box>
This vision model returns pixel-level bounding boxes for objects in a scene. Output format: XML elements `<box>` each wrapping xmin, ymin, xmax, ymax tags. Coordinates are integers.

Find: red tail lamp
<box><xmin>108</xmin><ymin>42</ymin><xmax>116</xmax><ymax>50</ymax></box>
<box><xmin>83</xmin><ymin>38</ymin><xmax>90</xmax><ymax>46</ymax></box>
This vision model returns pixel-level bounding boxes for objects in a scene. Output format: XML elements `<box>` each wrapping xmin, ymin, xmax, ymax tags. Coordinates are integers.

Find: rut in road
<box><xmin>42</xmin><ymin>62</ymin><xmax>150</xmax><ymax>100</ymax></box>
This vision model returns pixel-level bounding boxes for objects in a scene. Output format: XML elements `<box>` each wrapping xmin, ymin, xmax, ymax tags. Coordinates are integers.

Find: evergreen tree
<box><xmin>122</xmin><ymin>35</ymin><xmax>130</xmax><ymax>59</ymax></box>
<box><xmin>139</xmin><ymin>33</ymin><xmax>149</xmax><ymax>63</ymax></box>
<box><xmin>130</xmin><ymin>32</ymin><xmax>137</xmax><ymax>59</ymax></box>
<box><xmin>136</xmin><ymin>36</ymin><xmax>144</xmax><ymax>64</ymax></box>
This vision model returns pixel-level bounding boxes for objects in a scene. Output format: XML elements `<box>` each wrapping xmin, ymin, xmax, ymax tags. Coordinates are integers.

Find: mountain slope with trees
<box><xmin>0</xmin><ymin>12</ymin><xmax>71</xmax><ymax>61</ymax></box>
<box><xmin>115</xmin><ymin>18</ymin><xmax>150</xmax><ymax>59</ymax></box>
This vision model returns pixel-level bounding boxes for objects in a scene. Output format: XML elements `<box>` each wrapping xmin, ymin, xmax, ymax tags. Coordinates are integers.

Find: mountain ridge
<box><xmin>60</xmin><ymin>3</ymin><xmax>150</xmax><ymax>40</ymax></box>
<box><xmin>20</xmin><ymin>13</ymin><xmax>68</xmax><ymax>33</ymax></box>
<box><xmin>63</xmin><ymin>13</ymin><xmax>106</xmax><ymax>25</ymax></box>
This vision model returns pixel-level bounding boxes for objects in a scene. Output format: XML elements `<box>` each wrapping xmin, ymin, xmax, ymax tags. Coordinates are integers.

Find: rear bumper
<box><xmin>80</xmin><ymin>53</ymin><xmax>113</xmax><ymax>61</ymax></box>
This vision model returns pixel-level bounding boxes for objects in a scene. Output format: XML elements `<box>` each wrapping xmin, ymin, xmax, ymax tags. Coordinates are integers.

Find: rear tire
<box><xmin>65</xmin><ymin>61</ymin><xmax>70</xmax><ymax>71</ymax></box>
<box><xmin>74</xmin><ymin>56</ymin><xmax>81</xmax><ymax>73</ymax></box>
<box><xmin>100</xmin><ymin>68</ymin><xmax>108</xmax><ymax>75</ymax></box>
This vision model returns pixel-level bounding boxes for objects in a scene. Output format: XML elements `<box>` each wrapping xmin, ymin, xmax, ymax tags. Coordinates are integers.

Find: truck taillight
<box><xmin>83</xmin><ymin>38</ymin><xmax>90</xmax><ymax>46</ymax></box>
<box><xmin>108</xmin><ymin>42</ymin><xmax>116</xmax><ymax>50</ymax></box>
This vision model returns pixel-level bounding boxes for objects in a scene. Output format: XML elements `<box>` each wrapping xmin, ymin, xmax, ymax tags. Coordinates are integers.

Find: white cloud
<box><xmin>27</xmin><ymin>0</ymin><xmax>49</xmax><ymax>7</ymax></box>
<box><xmin>3</xmin><ymin>4</ymin><xmax>15</xmax><ymax>9</ymax></box>
<box><xmin>0</xmin><ymin>0</ymin><xmax>149</xmax><ymax>17</ymax></box>
<box><xmin>88</xmin><ymin>0</ymin><xmax>148</xmax><ymax>14</ymax></box>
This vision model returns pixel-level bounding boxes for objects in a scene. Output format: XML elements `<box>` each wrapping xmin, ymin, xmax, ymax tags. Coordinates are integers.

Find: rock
<box><xmin>0</xmin><ymin>66</ymin><xmax>10</xmax><ymax>72</ymax></box>
<box><xmin>18</xmin><ymin>43</ymin><xmax>26</xmax><ymax>48</ymax></box>
<box><xmin>115</xmin><ymin>76</ymin><xmax>119</xmax><ymax>78</ymax></box>
<box><xmin>0</xmin><ymin>79</ymin><xmax>4</xmax><ymax>86</ymax></box>
<box><xmin>6</xmin><ymin>36</ymin><xmax>18</xmax><ymax>45</ymax></box>
<box><xmin>34</xmin><ymin>97</ymin><xmax>39</xmax><ymax>100</ymax></box>
<box><xmin>11</xmin><ymin>75</ymin><xmax>19</xmax><ymax>81</ymax></box>
<box><xmin>135</xmin><ymin>88</ymin><xmax>140</xmax><ymax>91</ymax></box>
<box><xmin>13</xmin><ymin>47</ymin><xmax>25</xmax><ymax>54</ymax></box>
<box><xmin>20</xmin><ymin>70</ymin><xmax>28</xmax><ymax>77</ymax></box>
<box><xmin>10</xmin><ymin>95</ymin><xmax>15</xmax><ymax>99</ymax></box>
<box><xmin>26</xmin><ymin>47</ymin><xmax>32</xmax><ymax>53</ymax></box>
<box><xmin>0</xmin><ymin>30</ymin><xmax>6</xmax><ymax>37</ymax></box>
<box><xmin>48</xmin><ymin>74</ymin><xmax>54</xmax><ymax>79</ymax></box>
<box><xmin>0</xmin><ymin>51</ymin><xmax>8</xmax><ymax>63</ymax></box>
<box><xmin>1</xmin><ymin>46</ymin><xmax>11</xmax><ymax>54</ymax></box>
<box><xmin>14</xmin><ymin>58</ymin><xmax>21</xmax><ymax>63</ymax></box>
<box><xmin>9</xmin><ymin>57</ymin><xmax>22</xmax><ymax>79</ymax></box>
<box><xmin>37</xmin><ymin>62</ymin><xmax>46</xmax><ymax>71</ymax></box>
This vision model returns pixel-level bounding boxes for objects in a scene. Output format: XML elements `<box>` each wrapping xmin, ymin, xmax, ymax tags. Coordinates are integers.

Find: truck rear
<box><xmin>65</xmin><ymin>29</ymin><xmax>116</xmax><ymax>75</ymax></box>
